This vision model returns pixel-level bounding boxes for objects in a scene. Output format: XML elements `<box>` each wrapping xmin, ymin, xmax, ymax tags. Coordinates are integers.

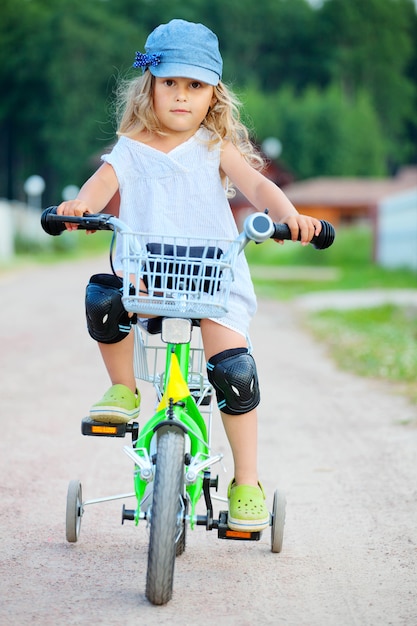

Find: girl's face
<box><xmin>153</xmin><ymin>77</ymin><xmax>216</xmax><ymax>137</ymax></box>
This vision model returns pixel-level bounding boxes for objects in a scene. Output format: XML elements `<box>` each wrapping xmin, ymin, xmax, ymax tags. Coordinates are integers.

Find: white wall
<box><xmin>0</xmin><ymin>200</ymin><xmax>50</xmax><ymax>262</ymax></box>
<box><xmin>0</xmin><ymin>201</ymin><xmax>15</xmax><ymax>260</ymax></box>
<box><xmin>376</xmin><ymin>189</ymin><xmax>417</xmax><ymax>271</ymax></box>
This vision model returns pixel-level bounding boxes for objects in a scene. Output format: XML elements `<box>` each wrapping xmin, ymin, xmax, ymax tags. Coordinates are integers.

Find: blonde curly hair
<box><xmin>115</xmin><ymin>71</ymin><xmax>264</xmax><ymax>193</ymax></box>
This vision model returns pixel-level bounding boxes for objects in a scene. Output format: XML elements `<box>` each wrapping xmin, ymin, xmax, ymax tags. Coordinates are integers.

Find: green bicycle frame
<box><xmin>133</xmin><ymin>340</ymin><xmax>210</xmax><ymax>526</ymax></box>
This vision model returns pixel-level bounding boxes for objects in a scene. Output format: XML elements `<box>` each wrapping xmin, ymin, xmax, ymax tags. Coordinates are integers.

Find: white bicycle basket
<box><xmin>119</xmin><ymin>232</ymin><xmax>239</xmax><ymax>318</ymax></box>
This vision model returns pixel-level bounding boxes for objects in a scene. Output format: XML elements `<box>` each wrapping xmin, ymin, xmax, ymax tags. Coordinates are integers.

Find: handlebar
<box><xmin>41</xmin><ymin>206</ymin><xmax>335</xmax><ymax>250</ymax></box>
<box><xmin>242</xmin><ymin>211</ymin><xmax>335</xmax><ymax>250</ymax></box>
<box><xmin>40</xmin><ymin>206</ymin><xmax>115</xmax><ymax>236</ymax></box>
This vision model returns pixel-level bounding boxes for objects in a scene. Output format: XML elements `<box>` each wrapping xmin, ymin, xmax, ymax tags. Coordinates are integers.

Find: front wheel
<box><xmin>146</xmin><ymin>429</ymin><xmax>185</xmax><ymax>605</ymax></box>
<box><xmin>271</xmin><ymin>489</ymin><xmax>286</xmax><ymax>553</ymax></box>
<box><xmin>175</xmin><ymin>495</ymin><xmax>188</xmax><ymax>557</ymax></box>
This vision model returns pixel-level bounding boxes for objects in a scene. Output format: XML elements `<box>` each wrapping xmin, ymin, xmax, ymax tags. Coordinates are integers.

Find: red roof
<box><xmin>283</xmin><ymin>167</ymin><xmax>417</xmax><ymax>208</ymax></box>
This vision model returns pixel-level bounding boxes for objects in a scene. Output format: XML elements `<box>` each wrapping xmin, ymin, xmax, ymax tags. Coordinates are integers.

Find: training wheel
<box><xmin>271</xmin><ymin>489</ymin><xmax>286</xmax><ymax>553</ymax></box>
<box><xmin>66</xmin><ymin>479</ymin><xmax>83</xmax><ymax>543</ymax></box>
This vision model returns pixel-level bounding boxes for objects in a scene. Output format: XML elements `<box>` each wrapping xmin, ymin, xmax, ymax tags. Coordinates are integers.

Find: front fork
<box><xmin>126</xmin><ymin>400</ymin><xmax>218</xmax><ymax>526</ymax></box>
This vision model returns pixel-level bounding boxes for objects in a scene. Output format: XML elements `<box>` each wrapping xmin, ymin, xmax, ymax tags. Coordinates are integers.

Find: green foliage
<box><xmin>39</xmin><ymin>2</ymin><xmax>141</xmax><ymax>187</ymax></box>
<box><xmin>320</xmin><ymin>0</ymin><xmax>417</xmax><ymax>162</ymax></box>
<box><xmin>246</xmin><ymin>225</ymin><xmax>417</xmax><ymax>299</ymax></box>
<box><xmin>247</xmin><ymin>224</ymin><xmax>417</xmax><ymax>400</ymax></box>
<box><xmin>210</xmin><ymin>0</ymin><xmax>326</xmax><ymax>91</ymax></box>
<box><xmin>0</xmin><ymin>0</ymin><xmax>142</xmax><ymax>200</ymax></box>
<box><xmin>307</xmin><ymin>305</ymin><xmax>417</xmax><ymax>401</ymax></box>
<box><xmin>0</xmin><ymin>0</ymin><xmax>416</xmax><ymax>201</ymax></box>
<box><xmin>12</xmin><ymin>228</ymin><xmax>113</xmax><ymax>266</ymax></box>
<box><xmin>243</xmin><ymin>84</ymin><xmax>387</xmax><ymax>177</ymax></box>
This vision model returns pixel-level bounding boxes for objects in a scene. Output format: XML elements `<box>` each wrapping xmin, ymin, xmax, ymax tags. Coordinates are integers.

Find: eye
<box><xmin>164</xmin><ymin>79</ymin><xmax>175</xmax><ymax>87</ymax></box>
<box><xmin>190</xmin><ymin>81</ymin><xmax>201</xmax><ymax>89</ymax></box>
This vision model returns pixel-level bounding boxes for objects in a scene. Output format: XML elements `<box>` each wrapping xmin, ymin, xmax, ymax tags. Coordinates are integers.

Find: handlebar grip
<box><xmin>272</xmin><ymin>219</ymin><xmax>335</xmax><ymax>250</ymax></box>
<box><xmin>40</xmin><ymin>206</ymin><xmax>67</xmax><ymax>236</ymax></box>
<box><xmin>41</xmin><ymin>207</ymin><xmax>115</xmax><ymax>235</ymax></box>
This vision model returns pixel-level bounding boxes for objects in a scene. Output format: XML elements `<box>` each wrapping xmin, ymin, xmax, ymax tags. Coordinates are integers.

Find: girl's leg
<box><xmin>90</xmin><ymin>330</ymin><xmax>139</xmax><ymax>424</ymax></box>
<box><xmin>200</xmin><ymin>319</ymin><xmax>259</xmax><ymax>487</ymax></box>
<box><xmin>97</xmin><ymin>330</ymin><xmax>136</xmax><ymax>393</ymax></box>
<box><xmin>220</xmin><ymin>409</ymin><xmax>259</xmax><ymax>488</ymax></box>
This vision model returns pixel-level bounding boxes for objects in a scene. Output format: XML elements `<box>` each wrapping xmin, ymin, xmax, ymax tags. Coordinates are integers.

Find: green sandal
<box><xmin>89</xmin><ymin>384</ymin><xmax>140</xmax><ymax>424</ymax></box>
<box><xmin>227</xmin><ymin>479</ymin><xmax>270</xmax><ymax>532</ymax></box>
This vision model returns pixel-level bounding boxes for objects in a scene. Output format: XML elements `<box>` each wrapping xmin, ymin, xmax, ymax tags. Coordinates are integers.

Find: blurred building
<box><xmin>281</xmin><ymin>167</ymin><xmax>417</xmax><ymax>228</ymax></box>
<box><xmin>231</xmin><ymin>164</ymin><xmax>417</xmax><ymax>270</ymax></box>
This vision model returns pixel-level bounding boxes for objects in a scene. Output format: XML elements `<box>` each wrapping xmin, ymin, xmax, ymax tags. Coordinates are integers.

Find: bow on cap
<box><xmin>133</xmin><ymin>52</ymin><xmax>162</xmax><ymax>69</ymax></box>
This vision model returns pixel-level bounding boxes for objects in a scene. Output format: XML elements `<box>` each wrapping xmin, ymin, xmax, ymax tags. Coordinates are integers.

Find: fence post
<box><xmin>0</xmin><ymin>200</ymin><xmax>15</xmax><ymax>261</ymax></box>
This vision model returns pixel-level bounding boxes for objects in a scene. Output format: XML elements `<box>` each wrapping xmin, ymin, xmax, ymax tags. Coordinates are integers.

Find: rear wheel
<box><xmin>271</xmin><ymin>489</ymin><xmax>286</xmax><ymax>553</ymax></box>
<box><xmin>146</xmin><ymin>429</ymin><xmax>185</xmax><ymax>605</ymax></box>
<box><xmin>66</xmin><ymin>480</ymin><xmax>83</xmax><ymax>543</ymax></box>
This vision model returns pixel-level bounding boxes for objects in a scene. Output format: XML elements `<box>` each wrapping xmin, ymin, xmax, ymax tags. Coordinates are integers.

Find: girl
<box><xmin>58</xmin><ymin>19</ymin><xmax>321</xmax><ymax>532</ymax></box>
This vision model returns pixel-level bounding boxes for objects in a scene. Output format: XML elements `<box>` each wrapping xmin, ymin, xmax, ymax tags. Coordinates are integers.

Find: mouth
<box><xmin>171</xmin><ymin>109</ymin><xmax>191</xmax><ymax>114</ymax></box>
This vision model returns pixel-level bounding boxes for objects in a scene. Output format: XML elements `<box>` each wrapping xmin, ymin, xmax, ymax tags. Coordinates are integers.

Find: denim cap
<box><xmin>135</xmin><ymin>19</ymin><xmax>222</xmax><ymax>86</ymax></box>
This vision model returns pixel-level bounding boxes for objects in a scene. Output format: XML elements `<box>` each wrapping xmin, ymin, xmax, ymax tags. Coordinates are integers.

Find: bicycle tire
<box><xmin>271</xmin><ymin>489</ymin><xmax>286</xmax><ymax>553</ymax></box>
<box><xmin>175</xmin><ymin>495</ymin><xmax>187</xmax><ymax>557</ymax></box>
<box><xmin>146</xmin><ymin>429</ymin><xmax>185</xmax><ymax>605</ymax></box>
<box><xmin>66</xmin><ymin>480</ymin><xmax>83</xmax><ymax>543</ymax></box>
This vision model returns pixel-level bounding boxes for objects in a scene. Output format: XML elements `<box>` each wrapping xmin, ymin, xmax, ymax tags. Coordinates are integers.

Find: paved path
<box><xmin>295</xmin><ymin>287</ymin><xmax>417</xmax><ymax>311</ymax></box>
<box><xmin>0</xmin><ymin>258</ymin><xmax>416</xmax><ymax>625</ymax></box>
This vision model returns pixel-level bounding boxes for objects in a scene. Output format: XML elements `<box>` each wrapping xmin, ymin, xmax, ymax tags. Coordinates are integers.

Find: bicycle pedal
<box><xmin>217</xmin><ymin>511</ymin><xmax>262</xmax><ymax>541</ymax></box>
<box><xmin>81</xmin><ymin>417</ymin><xmax>138</xmax><ymax>439</ymax></box>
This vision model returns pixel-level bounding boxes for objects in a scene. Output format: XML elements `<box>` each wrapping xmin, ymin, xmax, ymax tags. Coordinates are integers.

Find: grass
<box><xmin>246</xmin><ymin>224</ymin><xmax>417</xmax><ymax>404</ymax></box>
<box><xmin>305</xmin><ymin>305</ymin><xmax>417</xmax><ymax>405</ymax></box>
<box><xmin>2</xmin><ymin>229</ymin><xmax>113</xmax><ymax>273</ymax></box>
<box><xmin>245</xmin><ymin>224</ymin><xmax>417</xmax><ymax>298</ymax></box>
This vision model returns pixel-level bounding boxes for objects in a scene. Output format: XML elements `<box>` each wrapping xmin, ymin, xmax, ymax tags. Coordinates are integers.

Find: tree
<box><xmin>0</xmin><ymin>0</ymin><xmax>141</xmax><ymax>201</ymax></box>
<box><xmin>319</xmin><ymin>0</ymin><xmax>417</xmax><ymax>168</ymax></box>
<box><xmin>0</xmin><ymin>0</ymin><xmax>415</xmax><ymax>201</ymax></box>
<box><xmin>0</xmin><ymin>0</ymin><xmax>47</xmax><ymax>198</ymax></box>
<box><xmin>243</xmin><ymin>84</ymin><xmax>387</xmax><ymax>178</ymax></box>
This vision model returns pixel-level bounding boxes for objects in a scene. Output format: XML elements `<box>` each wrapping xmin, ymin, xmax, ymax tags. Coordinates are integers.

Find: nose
<box><xmin>175</xmin><ymin>85</ymin><xmax>187</xmax><ymax>101</ymax></box>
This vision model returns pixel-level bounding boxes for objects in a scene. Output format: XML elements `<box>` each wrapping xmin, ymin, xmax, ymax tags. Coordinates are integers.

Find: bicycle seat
<box><xmin>140</xmin><ymin>317</ymin><xmax>200</xmax><ymax>335</ymax></box>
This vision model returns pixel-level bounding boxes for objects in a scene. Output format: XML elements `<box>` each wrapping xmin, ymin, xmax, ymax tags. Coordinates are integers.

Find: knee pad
<box><xmin>206</xmin><ymin>348</ymin><xmax>260</xmax><ymax>415</ymax></box>
<box><xmin>85</xmin><ymin>274</ymin><xmax>136</xmax><ymax>344</ymax></box>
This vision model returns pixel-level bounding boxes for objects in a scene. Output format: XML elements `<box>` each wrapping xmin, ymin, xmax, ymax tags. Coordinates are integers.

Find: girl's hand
<box><xmin>278</xmin><ymin>214</ymin><xmax>322</xmax><ymax>246</ymax></box>
<box><xmin>56</xmin><ymin>200</ymin><xmax>91</xmax><ymax>232</ymax></box>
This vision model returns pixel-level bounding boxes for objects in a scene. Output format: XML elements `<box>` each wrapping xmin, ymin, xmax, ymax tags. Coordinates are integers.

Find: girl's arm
<box><xmin>57</xmin><ymin>163</ymin><xmax>119</xmax><ymax>231</ymax></box>
<box><xmin>220</xmin><ymin>141</ymin><xmax>321</xmax><ymax>244</ymax></box>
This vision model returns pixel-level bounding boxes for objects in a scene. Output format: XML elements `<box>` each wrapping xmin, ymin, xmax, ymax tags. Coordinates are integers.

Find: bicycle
<box><xmin>41</xmin><ymin>207</ymin><xmax>335</xmax><ymax>605</ymax></box>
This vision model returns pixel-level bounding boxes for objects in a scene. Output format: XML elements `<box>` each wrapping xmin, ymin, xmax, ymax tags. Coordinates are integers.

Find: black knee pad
<box><xmin>206</xmin><ymin>348</ymin><xmax>260</xmax><ymax>415</ymax></box>
<box><xmin>85</xmin><ymin>274</ymin><xmax>136</xmax><ymax>344</ymax></box>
